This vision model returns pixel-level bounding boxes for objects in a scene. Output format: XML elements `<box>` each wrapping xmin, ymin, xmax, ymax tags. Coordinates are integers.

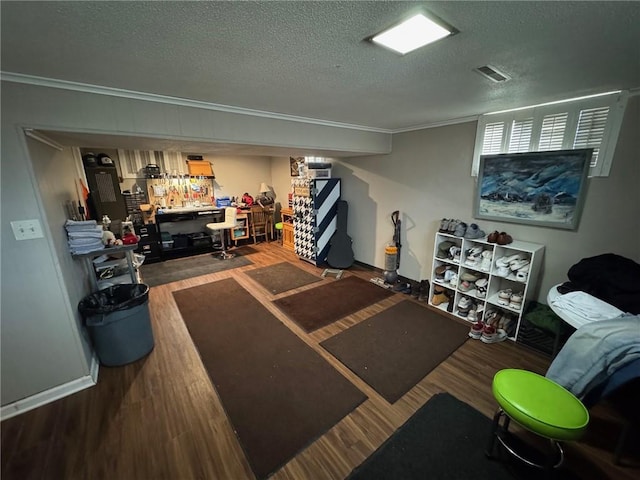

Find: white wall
<box><xmin>335</xmin><ymin>96</ymin><xmax>640</xmax><ymax>302</ymax></box>
<box><xmin>0</xmin><ymin>80</ymin><xmax>390</xmax><ymax>407</ymax></box>
<box><xmin>1</xmin><ymin>135</ymin><xmax>91</xmax><ymax>406</ymax></box>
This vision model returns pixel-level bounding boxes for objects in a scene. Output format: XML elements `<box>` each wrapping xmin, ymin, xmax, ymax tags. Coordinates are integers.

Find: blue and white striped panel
<box><xmin>312</xmin><ymin>179</ymin><xmax>340</xmax><ymax>264</ymax></box>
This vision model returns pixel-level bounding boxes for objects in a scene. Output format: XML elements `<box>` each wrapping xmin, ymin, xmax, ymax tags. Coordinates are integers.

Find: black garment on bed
<box><xmin>558</xmin><ymin>253</ymin><xmax>640</xmax><ymax>314</ymax></box>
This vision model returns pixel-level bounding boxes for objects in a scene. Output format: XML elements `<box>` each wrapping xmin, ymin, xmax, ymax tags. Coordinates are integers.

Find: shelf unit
<box><xmin>429</xmin><ymin>232</ymin><xmax>544</xmax><ymax>341</ymax></box>
<box><xmin>232</xmin><ymin>213</ymin><xmax>249</xmax><ymax>245</ymax></box>
<box><xmin>73</xmin><ymin>244</ymin><xmax>140</xmax><ymax>291</ymax></box>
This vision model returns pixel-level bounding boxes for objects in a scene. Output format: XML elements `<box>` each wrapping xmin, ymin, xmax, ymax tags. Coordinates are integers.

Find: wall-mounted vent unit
<box><xmin>475</xmin><ymin>65</ymin><xmax>511</xmax><ymax>83</ymax></box>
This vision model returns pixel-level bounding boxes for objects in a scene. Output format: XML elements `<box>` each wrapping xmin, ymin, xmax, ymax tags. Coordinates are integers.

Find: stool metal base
<box><xmin>486</xmin><ymin>408</ymin><xmax>564</xmax><ymax>471</ymax></box>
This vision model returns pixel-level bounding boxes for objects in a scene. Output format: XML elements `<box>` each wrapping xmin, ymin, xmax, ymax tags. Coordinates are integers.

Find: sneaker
<box><xmin>496</xmin><ymin>253</ymin><xmax>523</xmax><ymax>268</ymax></box>
<box><xmin>495</xmin><ymin>265</ymin><xmax>511</xmax><ymax>277</ymax></box>
<box><xmin>498</xmin><ymin>314</ymin><xmax>513</xmax><ymax>331</ymax></box>
<box><xmin>508</xmin><ymin>292</ymin><xmax>523</xmax><ymax>309</ymax></box>
<box><xmin>439</xmin><ymin>218</ymin><xmax>451</xmax><ymax>233</ymax></box>
<box><xmin>515</xmin><ymin>264</ymin><xmax>530</xmax><ymax>282</ymax></box>
<box><xmin>434</xmin><ymin>266</ymin><xmax>445</xmax><ymax>281</ymax></box>
<box><xmin>457</xmin><ymin>296</ymin><xmax>472</xmax><ymax>313</ymax></box>
<box><xmin>460</xmin><ymin>272</ymin><xmax>479</xmax><ymax>282</ymax></box>
<box><xmin>436</xmin><ymin>241</ymin><xmax>455</xmax><ymax>259</ymax></box>
<box><xmin>443</xmin><ymin>269</ymin><xmax>457</xmax><ymax>283</ymax></box>
<box><xmin>475</xmin><ymin>278</ymin><xmax>488</xmax><ymax>298</ymax></box>
<box><xmin>468</xmin><ymin>321</ymin><xmax>484</xmax><ymax>339</ymax></box>
<box><xmin>464</xmin><ymin>223</ymin><xmax>486</xmax><ymax>239</ymax></box>
<box><xmin>449</xmin><ymin>246</ymin><xmax>462</xmax><ymax>262</ymax></box>
<box><xmin>464</xmin><ymin>255</ymin><xmax>479</xmax><ymax>267</ymax></box>
<box><xmin>481</xmin><ymin>325</ymin><xmax>508</xmax><ymax>343</ymax></box>
<box><xmin>480</xmin><ymin>251</ymin><xmax>493</xmax><ymax>271</ymax></box>
<box><xmin>454</xmin><ymin>222</ymin><xmax>468</xmax><ymax>237</ymax></box>
<box><xmin>466</xmin><ymin>245</ymin><xmax>483</xmax><ymax>258</ymax></box>
<box><xmin>497</xmin><ymin>289</ymin><xmax>513</xmax><ymax>305</ymax></box>
<box><xmin>509</xmin><ymin>258</ymin><xmax>530</xmax><ymax>272</ymax></box>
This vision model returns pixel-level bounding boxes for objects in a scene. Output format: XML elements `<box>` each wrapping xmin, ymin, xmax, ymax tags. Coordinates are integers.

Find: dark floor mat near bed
<box><xmin>321</xmin><ymin>300</ymin><xmax>469</xmax><ymax>403</ymax></box>
<box><xmin>348</xmin><ymin>393</ymin><xmax>582</xmax><ymax>479</ymax></box>
<box><xmin>173</xmin><ymin>278</ymin><xmax>366</xmax><ymax>479</ymax></box>
<box><xmin>245</xmin><ymin>262</ymin><xmax>323</xmax><ymax>295</ymax></box>
<box><xmin>273</xmin><ymin>276</ymin><xmax>394</xmax><ymax>332</ymax></box>
<box><xmin>140</xmin><ymin>251</ymin><xmax>252</xmax><ymax>287</ymax></box>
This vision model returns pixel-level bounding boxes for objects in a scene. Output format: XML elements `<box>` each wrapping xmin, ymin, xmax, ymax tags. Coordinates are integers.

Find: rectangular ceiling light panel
<box><xmin>372</xmin><ymin>14</ymin><xmax>452</xmax><ymax>55</ymax></box>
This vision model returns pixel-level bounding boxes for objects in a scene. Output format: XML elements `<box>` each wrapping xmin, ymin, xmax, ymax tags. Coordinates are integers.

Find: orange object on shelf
<box><xmin>186</xmin><ymin>160</ymin><xmax>214</xmax><ymax>177</ymax></box>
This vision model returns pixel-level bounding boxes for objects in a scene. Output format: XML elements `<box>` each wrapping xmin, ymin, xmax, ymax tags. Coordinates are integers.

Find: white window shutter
<box><xmin>538</xmin><ymin>113</ymin><xmax>568</xmax><ymax>151</ymax></box>
<box><xmin>573</xmin><ymin>106</ymin><xmax>609</xmax><ymax>167</ymax></box>
<box><xmin>508</xmin><ymin>118</ymin><xmax>533</xmax><ymax>152</ymax></box>
<box><xmin>471</xmin><ymin>92</ymin><xmax>626</xmax><ymax>177</ymax></box>
<box><xmin>482</xmin><ymin>121</ymin><xmax>505</xmax><ymax>154</ymax></box>
<box><xmin>116</xmin><ymin>149</ymin><xmax>139</xmax><ymax>178</ymax></box>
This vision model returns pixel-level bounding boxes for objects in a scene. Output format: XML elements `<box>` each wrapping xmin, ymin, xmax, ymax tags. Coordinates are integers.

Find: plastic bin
<box><xmin>78</xmin><ymin>284</ymin><xmax>154</xmax><ymax>366</ymax></box>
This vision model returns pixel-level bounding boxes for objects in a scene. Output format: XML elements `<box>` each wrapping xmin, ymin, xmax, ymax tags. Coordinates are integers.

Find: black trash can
<box><xmin>79</xmin><ymin>283</ymin><xmax>154</xmax><ymax>366</ymax></box>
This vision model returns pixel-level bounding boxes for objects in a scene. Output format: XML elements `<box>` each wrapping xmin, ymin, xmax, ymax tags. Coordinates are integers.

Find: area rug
<box><xmin>140</xmin><ymin>251</ymin><xmax>253</xmax><ymax>287</ymax></box>
<box><xmin>347</xmin><ymin>393</ymin><xmax>579</xmax><ymax>480</ymax></box>
<box><xmin>245</xmin><ymin>262</ymin><xmax>323</xmax><ymax>295</ymax></box>
<box><xmin>274</xmin><ymin>276</ymin><xmax>394</xmax><ymax>332</ymax></box>
<box><xmin>235</xmin><ymin>245</ymin><xmax>259</xmax><ymax>255</ymax></box>
<box><xmin>173</xmin><ymin>278</ymin><xmax>366</xmax><ymax>479</ymax></box>
<box><xmin>321</xmin><ymin>300</ymin><xmax>469</xmax><ymax>403</ymax></box>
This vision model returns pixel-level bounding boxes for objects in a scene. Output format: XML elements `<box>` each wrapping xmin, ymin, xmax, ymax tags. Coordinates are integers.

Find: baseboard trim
<box><xmin>354</xmin><ymin>260</ymin><xmax>417</xmax><ymax>284</ymax></box>
<box><xmin>1</xmin><ymin>355</ymin><xmax>99</xmax><ymax>421</ymax></box>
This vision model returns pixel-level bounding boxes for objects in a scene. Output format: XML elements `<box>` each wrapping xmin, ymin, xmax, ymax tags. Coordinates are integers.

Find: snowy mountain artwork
<box><xmin>474</xmin><ymin>149</ymin><xmax>591</xmax><ymax>230</ymax></box>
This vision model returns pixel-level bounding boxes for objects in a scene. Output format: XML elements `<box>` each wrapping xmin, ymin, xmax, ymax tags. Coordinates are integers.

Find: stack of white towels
<box><xmin>65</xmin><ymin>219</ymin><xmax>105</xmax><ymax>254</ymax></box>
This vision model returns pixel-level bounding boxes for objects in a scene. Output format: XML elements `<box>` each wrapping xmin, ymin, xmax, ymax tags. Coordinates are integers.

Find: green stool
<box><xmin>486</xmin><ymin>369</ymin><xmax>589</xmax><ymax>470</ymax></box>
<box><xmin>274</xmin><ymin>222</ymin><xmax>283</xmax><ymax>244</ymax></box>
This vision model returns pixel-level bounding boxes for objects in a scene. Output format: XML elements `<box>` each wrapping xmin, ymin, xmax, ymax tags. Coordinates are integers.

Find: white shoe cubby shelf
<box><xmin>429</xmin><ymin>232</ymin><xmax>544</xmax><ymax>341</ymax></box>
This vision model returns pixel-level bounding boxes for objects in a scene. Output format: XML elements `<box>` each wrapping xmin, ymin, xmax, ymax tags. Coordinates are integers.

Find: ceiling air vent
<box><xmin>475</xmin><ymin>65</ymin><xmax>511</xmax><ymax>83</ymax></box>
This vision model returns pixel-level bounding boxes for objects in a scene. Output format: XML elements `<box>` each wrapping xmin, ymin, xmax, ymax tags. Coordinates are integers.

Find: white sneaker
<box><xmin>481</xmin><ymin>326</ymin><xmax>508</xmax><ymax>344</ymax></box>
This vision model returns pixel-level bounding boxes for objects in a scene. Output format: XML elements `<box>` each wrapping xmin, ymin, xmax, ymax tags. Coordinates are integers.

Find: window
<box><xmin>116</xmin><ymin>149</ymin><xmax>185</xmax><ymax>178</ymax></box>
<box><xmin>471</xmin><ymin>91</ymin><xmax>628</xmax><ymax>177</ymax></box>
<box><xmin>508</xmin><ymin>118</ymin><xmax>533</xmax><ymax>153</ymax></box>
<box><xmin>482</xmin><ymin>122</ymin><xmax>504</xmax><ymax>154</ymax></box>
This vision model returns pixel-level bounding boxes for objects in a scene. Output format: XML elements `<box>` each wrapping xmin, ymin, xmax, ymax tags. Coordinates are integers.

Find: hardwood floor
<box><xmin>2</xmin><ymin>243</ymin><xmax>637</xmax><ymax>479</ymax></box>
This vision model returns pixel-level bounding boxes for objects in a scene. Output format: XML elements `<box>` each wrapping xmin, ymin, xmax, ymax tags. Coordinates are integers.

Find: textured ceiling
<box><xmin>2</xmin><ymin>1</ymin><xmax>639</xmax><ymax>133</ymax></box>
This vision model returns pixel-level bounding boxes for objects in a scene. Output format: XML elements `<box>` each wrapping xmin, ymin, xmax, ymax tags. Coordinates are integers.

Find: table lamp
<box><xmin>258</xmin><ymin>182</ymin><xmax>273</xmax><ymax>207</ymax></box>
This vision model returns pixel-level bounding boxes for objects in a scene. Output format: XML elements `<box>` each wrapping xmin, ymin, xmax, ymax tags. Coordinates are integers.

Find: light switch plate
<box><xmin>10</xmin><ymin>219</ymin><xmax>44</xmax><ymax>240</ymax></box>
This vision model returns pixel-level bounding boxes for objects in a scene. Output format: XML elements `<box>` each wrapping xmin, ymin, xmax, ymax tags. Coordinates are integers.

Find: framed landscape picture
<box><xmin>474</xmin><ymin>149</ymin><xmax>591</xmax><ymax>230</ymax></box>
